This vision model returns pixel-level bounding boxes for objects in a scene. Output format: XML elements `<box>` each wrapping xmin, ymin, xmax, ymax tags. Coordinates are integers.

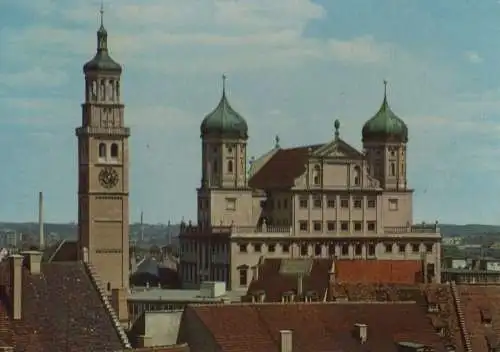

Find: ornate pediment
<box><xmin>313</xmin><ymin>138</ymin><xmax>364</xmax><ymax>159</ymax></box>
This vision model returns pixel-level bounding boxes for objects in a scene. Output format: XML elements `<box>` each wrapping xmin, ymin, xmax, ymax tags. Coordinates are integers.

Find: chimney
<box><xmin>20</xmin><ymin>251</ymin><xmax>42</xmax><ymax>275</ymax></box>
<box><xmin>38</xmin><ymin>191</ymin><xmax>44</xmax><ymax>249</ymax></box>
<box><xmin>9</xmin><ymin>254</ymin><xmax>23</xmax><ymax>320</ymax></box>
<box><xmin>354</xmin><ymin>323</ymin><xmax>367</xmax><ymax>344</ymax></box>
<box><xmin>280</xmin><ymin>330</ymin><xmax>293</xmax><ymax>352</ymax></box>
<box><xmin>297</xmin><ymin>274</ymin><xmax>303</xmax><ymax>297</ymax></box>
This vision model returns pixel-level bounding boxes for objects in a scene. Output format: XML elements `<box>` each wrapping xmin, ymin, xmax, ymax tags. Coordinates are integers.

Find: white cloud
<box><xmin>0</xmin><ymin>67</ymin><xmax>68</xmax><ymax>88</ymax></box>
<box><xmin>465</xmin><ymin>50</ymin><xmax>483</xmax><ymax>64</ymax></box>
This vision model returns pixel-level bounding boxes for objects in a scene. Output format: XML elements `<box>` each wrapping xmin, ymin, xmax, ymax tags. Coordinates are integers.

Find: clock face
<box><xmin>98</xmin><ymin>167</ymin><xmax>119</xmax><ymax>189</ymax></box>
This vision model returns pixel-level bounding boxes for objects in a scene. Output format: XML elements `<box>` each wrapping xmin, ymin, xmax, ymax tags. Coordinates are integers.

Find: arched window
<box><xmin>110</xmin><ymin>143</ymin><xmax>119</xmax><ymax>158</ymax></box>
<box><xmin>98</xmin><ymin>143</ymin><xmax>106</xmax><ymax>158</ymax></box>
<box><xmin>312</xmin><ymin>165</ymin><xmax>321</xmax><ymax>185</ymax></box>
<box><xmin>354</xmin><ymin>166</ymin><xmax>361</xmax><ymax>186</ymax></box>
<box><xmin>227</xmin><ymin>160</ymin><xmax>233</xmax><ymax>173</ymax></box>
<box><xmin>390</xmin><ymin>163</ymin><xmax>396</xmax><ymax>176</ymax></box>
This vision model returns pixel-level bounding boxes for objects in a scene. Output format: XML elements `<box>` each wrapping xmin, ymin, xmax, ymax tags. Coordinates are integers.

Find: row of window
<box><xmin>238</xmin><ymin>242</ymin><xmax>434</xmax><ymax>255</ymax></box>
<box><xmin>298</xmin><ymin>220</ymin><xmax>377</xmax><ymax>232</ymax></box>
<box><xmin>298</xmin><ymin>196</ymin><xmax>377</xmax><ymax>209</ymax></box>
<box><xmin>98</xmin><ymin>142</ymin><xmax>119</xmax><ymax>159</ymax></box>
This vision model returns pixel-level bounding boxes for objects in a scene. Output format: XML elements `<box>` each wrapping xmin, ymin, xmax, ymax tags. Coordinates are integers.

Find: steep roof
<box><xmin>184</xmin><ymin>302</ymin><xmax>453</xmax><ymax>351</ymax></box>
<box><xmin>245</xmin><ymin>258</ymin><xmax>333</xmax><ymax>302</ymax></box>
<box><xmin>248</xmin><ymin>144</ymin><xmax>322</xmax><ymax>190</ymax></box>
<box><xmin>458</xmin><ymin>285</ymin><xmax>500</xmax><ymax>352</ymax></box>
<box><xmin>334</xmin><ymin>259</ymin><xmax>423</xmax><ymax>284</ymax></box>
<box><xmin>0</xmin><ymin>259</ymin><xmax>125</xmax><ymax>351</ymax></box>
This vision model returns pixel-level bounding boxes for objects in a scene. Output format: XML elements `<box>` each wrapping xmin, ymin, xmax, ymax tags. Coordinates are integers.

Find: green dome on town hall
<box><xmin>200</xmin><ymin>76</ymin><xmax>248</xmax><ymax>139</ymax></box>
<box><xmin>362</xmin><ymin>82</ymin><xmax>408</xmax><ymax>143</ymax></box>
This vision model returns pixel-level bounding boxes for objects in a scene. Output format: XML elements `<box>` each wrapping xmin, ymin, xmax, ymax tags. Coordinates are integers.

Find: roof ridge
<box><xmin>83</xmin><ymin>261</ymin><xmax>132</xmax><ymax>349</ymax></box>
<box><xmin>48</xmin><ymin>239</ymin><xmax>68</xmax><ymax>262</ymax></box>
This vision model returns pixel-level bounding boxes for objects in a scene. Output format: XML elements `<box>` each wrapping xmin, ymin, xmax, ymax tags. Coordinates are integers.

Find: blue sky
<box><xmin>1</xmin><ymin>0</ymin><xmax>500</xmax><ymax>225</ymax></box>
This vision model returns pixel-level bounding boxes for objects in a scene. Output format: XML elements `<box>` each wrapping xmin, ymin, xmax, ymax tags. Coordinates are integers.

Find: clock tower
<box><xmin>76</xmin><ymin>8</ymin><xmax>130</xmax><ymax>295</ymax></box>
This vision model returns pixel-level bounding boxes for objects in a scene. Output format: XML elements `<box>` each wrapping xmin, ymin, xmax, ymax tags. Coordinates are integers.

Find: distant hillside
<box><xmin>439</xmin><ymin>224</ymin><xmax>500</xmax><ymax>237</ymax></box>
<box><xmin>0</xmin><ymin>222</ymin><xmax>499</xmax><ymax>240</ymax></box>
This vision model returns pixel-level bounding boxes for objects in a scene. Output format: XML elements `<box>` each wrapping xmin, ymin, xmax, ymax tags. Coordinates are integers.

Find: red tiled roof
<box><xmin>334</xmin><ymin>259</ymin><xmax>423</xmax><ymax>284</ymax></box>
<box><xmin>185</xmin><ymin>302</ymin><xmax>453</xmax><ymax>352</ymax></box>
<box><xmin>246</xmin><ymin>258</ymin><xmax>332</xmax><ymax>302</ymax></box>
<box><xmin>458</xmin><ymin>285</ymin><xmax>500</xmax><ymax>352</ymax></box>
<box><xmin>249</xmin><ymin>145</ymin><xmax>322</xmax><ymax>190</ymax></box>
<box><xmin>123</xmin><ymin>344</ymin><xmax>189</xmax><ymax>352</ymax></box>
<box><xmin>0</xmin><ymin>258</ymin><xmax>124</xmax><ymax>351</ymax></box>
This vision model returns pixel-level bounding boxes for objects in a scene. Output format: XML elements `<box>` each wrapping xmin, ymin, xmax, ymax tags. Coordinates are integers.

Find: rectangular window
<box><xmin>226</xmin><ymin>198</ymin><xmax>236</xmax><ymax>211</ymax></box>
<box><xmin>399</xmin><ymin>244</ymin><xmax>406</xmax><ymax>253</ymax></box>
<box><xmin>299</xmin><ymin>221</ymin><xmax>308</xmax><ymax>232</ymax></box>
<box><xmin>239</xmin><ymin>268</ymin><xmax>248</xmax><ymax>286</ymax></box>
<box><xmin>301</xmin><ymin>244</ymin><xmax>308</xmax><ymax>256</ymax></box>
<box><xmin>282</xmin><ymin>244</ymin><xmax>290</xmax><ymax>253</ymax></box>
<box><xmin>354</xmin><ymin>222</ymin><xmax>362</xmax><ymax>232</ymax></box>
<box><xmin>340</xmin><ymin>221</ymin><xmax>349</xmax><ymax>232</ymax></box>
<box><xmin>341</xmin><ymin>244</ymin><xmax>349</xmax><ymax>256</ymax></box>
<box><xmin>268</xmin><ymin>244</ymin><xmax>276</xmax><ymax>253</ymax></box>
<box><xmin>367</xmin><ymin>222</ymin><xmax>376</xmax><ymax>232</ymax></box>
<box><xmin>276</xmin><ymin>200</ymin><xmax>281</xmax><ymax>209</ymax></box>
<box><xmin>368</xmin><ymin>244</ymin><xmax>376</xmax><ymax>256</ymax></box>
<box><xmin>239</xmin><ymin>244</ymin><xmax>247</xmax><ymax>253</ymax></box>
<box><xmin>354</xmin><ymin>198</ymin><xmax>362</xmax><ymax>208</ymax></box>
<box><xmin>313</xmin><ymin>221</ymin><xmax>322</xmax><ymax>232</ymax></box>
<box><xmin>254</xmin><ymin>243</ymin><xmax>262</xmax><ymax>252</ymax></box>
<box><xmin>327</xmin><ymin>221</ymin><xmax>336</xmax><ymax>232</ymax></box>
<box><xmin>341</xmin><ymin>198</ymin><xmax>349</xmax><ymax>208</ymax></box>
<box><xmin>314</xmin><ymin>244</ymin><xmax>322</xmax><ymax>256</ymax></box>
<box><xmin>385</xmin><ymin>243</ymin><xmax>393</xmax><ymax>253</ymax></box>
<box><xmin>283</xmin><ymin>199</ymin><xmax>288</xmax><ymax>209</ymax></box>
<box><xmin>328</xmin><ymin>244</ymin><xmax>335</xmax><ymax>255</ymax></box>
<box><xmin>412</xmin><ymin>243</ymin><xmax>420</xmax><ymax>253</ymax></box>
<box><xmin>389</xmin><ymin>198</ymin><xmax>398</xmax><ymax>211</ymax></box>
<box><xmin>367</xmin><ymin>198</ymin><xmax>376</xmax><ymax>208</ymax></box>
<box><xmin>299</xmin><ymin>197</ymin><xmax>308</xmax><ymax>209</ymax></box>
<box><xmin>313</xmin><ymin>196</ymin><xmax>322</xmax><ymax>208</ymax></box>
<box><xmin>425</xmin><ymin>243</ymin><xmax>433</xmax><ymax>253</ymax></box>
<box><xmin>355</xmin><ymin>244</ymin><xmax>362</xmax><ymax>256</ymax></box>
<box><xmin>327</xmin><ymin>198</ymin><xmax>336</xmax><ymax>208</ymax></box>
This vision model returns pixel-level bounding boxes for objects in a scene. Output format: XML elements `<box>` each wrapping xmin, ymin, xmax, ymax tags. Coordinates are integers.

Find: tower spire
<box><xmin>383</xmin><ymin>79</ymin><xmax>388</xmax><ymax>101</ymax></box>
<box><xmin>222</xmin><ymin>74</ymin><xmax>227</xmax><ymax>96</ymax></box>
<box><xmin>100</xmin><ymin>0</ymin><xmax>104</xmax><ymax>27</ymax></box>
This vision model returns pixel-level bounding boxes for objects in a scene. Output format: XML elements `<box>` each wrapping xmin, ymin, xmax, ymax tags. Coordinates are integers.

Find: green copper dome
<box><xmin>83</xmin><ymin>23</ymin><xmax>122</xmax><ymax>74</ymax></box>
<box><xmin>200</xmin><ymin>80</ymin><xmax>248</xmax><ymax>139</ymax></box>
<box><xmin>362</xmin><ymin>83</ymin><xmax>408</xmax><ymax>143</ymax></box>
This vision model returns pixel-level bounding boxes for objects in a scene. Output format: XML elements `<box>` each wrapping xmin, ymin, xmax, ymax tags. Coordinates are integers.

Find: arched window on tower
<box><xmin>390</xmin><ymin>162</ymin><xmax>396</xmax><ymax>176</ymax></box>
<box><xmin>100</xmin><ymin>80</ymin><xmax>106</xmax><ymax>101</ymax></box>
<box><xmin>312</xmin><ymin>165</ymin><xmax>321</xmax><ymax>185</ymax></box>
<box><xmin>98</xmin><ymin>143</ymin><xmax>106</xmax><ymax>159</ymax></box>
<box><xmin>227</xmin><ymin>160</ymin><xmax>233</xmax><ymax>173</ymax></box>
<box><xmin>110</xmin><ymin>143</ymin><xmax>119</xmax><ymax>159</ymax></box>
<box><xmin>354</xmin><ymin>166</ymin><xmax>361</xmax><ymax>186</ymax></box>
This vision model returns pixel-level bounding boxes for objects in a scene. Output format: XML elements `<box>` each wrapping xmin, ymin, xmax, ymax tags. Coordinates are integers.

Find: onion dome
<box><xmin>200</xmin><ymin>75</ymin><xmax>248</xmax><ymax>139</ymax></box>
<box><xmin>362</xmin><ymin>81</ymin><xmax>408</xmax><ymax>143</ymax></box>
<box><xmin>83</xmin><ymin>7</ymin><xmax>122</xmax><ymax>74</ymax></box>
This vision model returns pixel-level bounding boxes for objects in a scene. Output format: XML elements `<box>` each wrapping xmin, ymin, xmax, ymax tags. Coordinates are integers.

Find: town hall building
<box><xmin>179</xmin><ymin>79</ymin><xmax>442</xmax><ymax>291</ymax></box>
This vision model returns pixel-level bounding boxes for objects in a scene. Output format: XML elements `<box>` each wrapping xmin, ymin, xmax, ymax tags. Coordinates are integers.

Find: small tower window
<box><xmin>312</xmin><ymin>165</ymin><xmax>321</xmax><ymax>185</ymax></box>
<box><xmin>354</xmin><ymin>166</ymin><xmax>361</xmax><ymax>185</ymax></box>
<box><xmin>390</xmin><ymin>162</ymin><xmax>396</xmax><ymax>176</ymax></box>
<box><xmin>98</xmin><ymin>143</ymin><xmax>106</xmax><ymax>159</ymax></box>
<box><xmin>110</xmin><ymin>143</ymin><xmax>119</xmax><ymax>158</ymax></box>
<box><xmin>100</xmin><ymin>80</ymin><xmax>106</xmax><ymax>101</ymax></box>
<box><xmin>227</xmin><ymin>160</ymin><xmax>233</xmax><ymax>173</ymax></box>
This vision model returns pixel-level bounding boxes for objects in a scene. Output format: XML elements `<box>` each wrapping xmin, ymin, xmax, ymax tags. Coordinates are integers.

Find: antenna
<box><xmin>140</xmin><ymin>211</ymin><xmax>144</xmax><ymax>242</ymax></box>
<box><xmin>39</xmin><ymin>191</ymin><xmax>44</xmax><ymax>249</ymax></box>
